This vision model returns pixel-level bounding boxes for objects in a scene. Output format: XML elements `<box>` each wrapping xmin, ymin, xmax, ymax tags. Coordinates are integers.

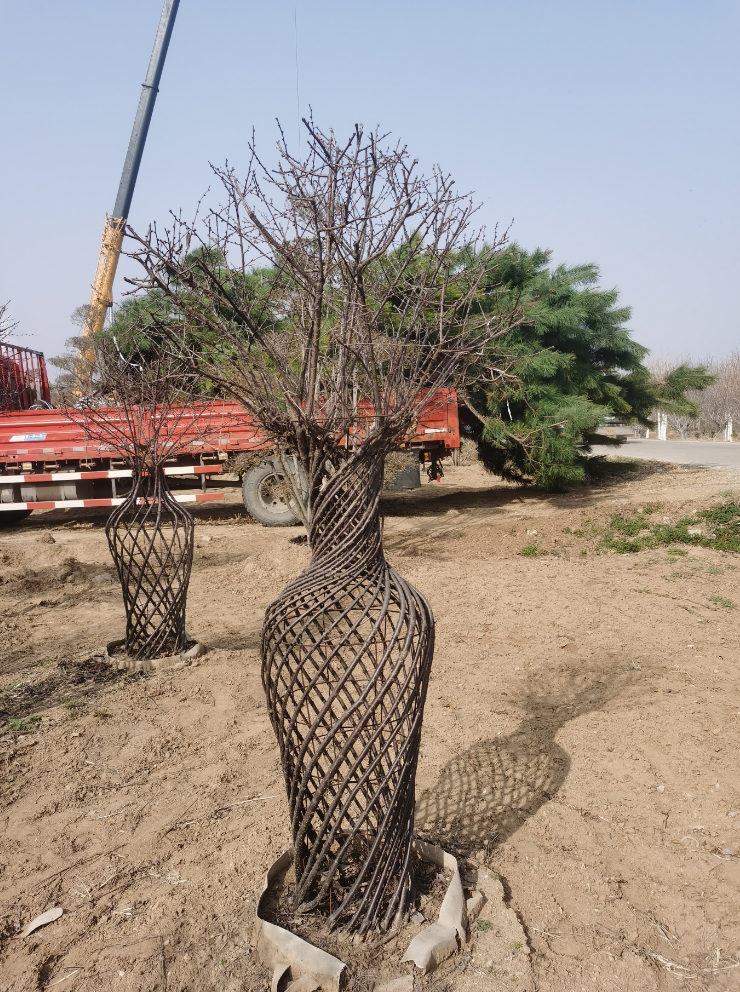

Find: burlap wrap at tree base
<box><xmin>106</xmin><ymin>467</ymin><xmax>194</xmax><ymax>660</ymax></box>
<box><xmin>262</xmin><ymin>446</ymin><xmax>435</xmax><ymax>934</ymax></box>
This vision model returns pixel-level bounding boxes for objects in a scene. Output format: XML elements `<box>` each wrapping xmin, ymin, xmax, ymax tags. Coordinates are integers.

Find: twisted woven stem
<box><xmin>262</xmin><ymin>444</ymin><xmax>434</xmax><ymax>934</ymax></box>
<box><xmin>105</xmin><ymin>467</ymin><xmax>194</xmax><ymax>660</ymax></box>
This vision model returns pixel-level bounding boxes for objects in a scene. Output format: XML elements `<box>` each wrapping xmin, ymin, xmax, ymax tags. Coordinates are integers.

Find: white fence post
<box><xmin>657</xmin><ymin>411</ymin><xmax>667</xmax><ymax>440</ymax></box>
<box><xmin>723</xmin><ymin>416</ymin><xmax>733</xmax><ymax>442</ymax></box>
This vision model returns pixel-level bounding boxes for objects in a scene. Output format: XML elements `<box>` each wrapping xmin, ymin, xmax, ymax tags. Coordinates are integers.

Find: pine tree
<box><xmin>461</xmin><ymin>245</ymin><xmax>713</xmax><ymax>489</ymax></box>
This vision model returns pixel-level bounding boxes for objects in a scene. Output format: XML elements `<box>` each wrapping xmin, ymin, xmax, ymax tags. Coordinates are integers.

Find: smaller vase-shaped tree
<box><xmin>68</xmin><ymin>337</ymin><xmax>212</xmax><ymax>661</ymax></box>
<box><xmin>126</xmin><ymin>121</ymin><xmax>522</xmax><ymax>930</ymax></box>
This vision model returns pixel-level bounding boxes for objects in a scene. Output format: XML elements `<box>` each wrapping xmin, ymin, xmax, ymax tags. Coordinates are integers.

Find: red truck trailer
<box><xmin>0</xmin><ymin>392</ymin><xmax>460</xmax><ymax>526</ymax></box>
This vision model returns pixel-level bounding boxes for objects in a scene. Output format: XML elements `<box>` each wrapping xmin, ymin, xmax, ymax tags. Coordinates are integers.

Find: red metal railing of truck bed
<box><xmin>0</xmin><ymin>391</ymin><xmax>459</xmax><ymax>465</ymax></box>
<box><xmin>0</xmin><ymin>344</ymin><xmax>51</xmax><ymax>412</ymax></box>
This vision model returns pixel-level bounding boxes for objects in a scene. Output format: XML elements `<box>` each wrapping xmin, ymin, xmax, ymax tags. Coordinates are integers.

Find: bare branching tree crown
<box><xmin>126</xmin><ymin>122</ymin><xmax>521</xmax><ymax>513</ymax></box>
<box><xmin>0</xmin><ymin>301</ymin><xmax>19</xmax><ymax>343</ymax></box>
<box><xmin>69</xmin><ymin>336</ymin><xmax>210</xmax><ymax>473</ymax></box>
<box><xmin>119</xmin><ymin>123</ymin><xmax>525</xmax><ymax>929</ymax></box>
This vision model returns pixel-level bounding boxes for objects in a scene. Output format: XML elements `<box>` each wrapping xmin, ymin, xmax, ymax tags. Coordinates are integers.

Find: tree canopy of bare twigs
<box><xmin>64</xmin><ymin>332</ymin><xmax>218</xmax><ymax>473</ymax></box>
<box><xmin>124</xmin><ymin>121</ymin><xmax>522</xmax><ymax>514</ymax></box>
<box><xmin>0</xmin><ymin>301</ymin><xmax>18</xmax><ymax>343</ymax></box>
<box><xmin>647</xmin><ymin>357</ymin><xmax>718</xmax><ymax>438</ymax></box>
<box><xmin>692</xmin><ymin>352</ymin><xmax>740</xmax><ymax>436</ymax></box>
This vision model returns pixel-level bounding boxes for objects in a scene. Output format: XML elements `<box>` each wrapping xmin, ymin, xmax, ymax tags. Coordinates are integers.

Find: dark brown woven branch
<box><xmin>106</xmin><ymin>467</ymin><xmax>194</xmax><ymax>659</ymax></box>
<box><xmin>262</xmin><ymin>447</ymin><xmax>434</xmax><ymax>934</ymax></box>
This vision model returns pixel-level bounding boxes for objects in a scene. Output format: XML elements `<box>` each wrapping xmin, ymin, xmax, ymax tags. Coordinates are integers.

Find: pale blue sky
<box><xmin>1</xmin><ymin>0</ymin><xmax>738</xmax><ymax>361</ymax></box>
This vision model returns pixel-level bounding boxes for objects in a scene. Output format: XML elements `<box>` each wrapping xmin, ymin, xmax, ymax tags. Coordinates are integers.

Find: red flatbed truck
<box><xmin>0</xmin><ymin>383</ymin><xmax>460</xmax><ymax>526</ymax></box>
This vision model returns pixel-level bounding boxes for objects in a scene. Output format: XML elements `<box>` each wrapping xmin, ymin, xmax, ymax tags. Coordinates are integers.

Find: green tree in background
<box><xmin>461</xmin><ymin>245</ymin><xmax>713</xmax><ymax>489</ymax></box>
<box><xmin>53</xmin><ymin>241</ymin><xmax>712</xmax><ymax>493</ymax></box>
<box><xmin>107</xmin><ymin>247</ymin><xmax>282</xmax><ymax>386</ymax></box>
<box><xmin>52</xmin><ymin>248</ymin><xmax>284</xmax><ymax>400</ymax></box>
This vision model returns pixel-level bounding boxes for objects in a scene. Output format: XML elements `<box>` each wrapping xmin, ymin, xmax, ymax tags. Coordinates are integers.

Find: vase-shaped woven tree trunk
<box><xmin>106</xmin><ymin>466</ymin><xmax>194</xmax><ymax>660</ymax></box>
<box><xmin>262</xmin><ymin>446</ymin><xmax>434</xmax><ymax>934</ymax></box>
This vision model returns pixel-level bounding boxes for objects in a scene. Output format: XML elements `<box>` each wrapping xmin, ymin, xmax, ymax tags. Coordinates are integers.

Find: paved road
<box><xmin>589</xmin><ymin>438</ymin><xmax>740</xmax><ymax>470</ymax></box>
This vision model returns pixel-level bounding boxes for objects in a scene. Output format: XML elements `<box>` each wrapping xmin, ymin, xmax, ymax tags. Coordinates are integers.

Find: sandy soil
<box><xmin>1</xmin><ymin>460</ymin><xmax>739</xmax><ymax>991</ymax></box>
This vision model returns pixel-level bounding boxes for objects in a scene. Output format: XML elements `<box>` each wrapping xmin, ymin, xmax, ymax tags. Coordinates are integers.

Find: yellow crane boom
<box><xmin>82</xmin><ymin>216</ymin><xmax>127</xmax><ymax>339</ymax></box>
<box><xmin>78</xmin><ymin>1</ymin><xmax>180</xmax><ymax>378</ymax></box>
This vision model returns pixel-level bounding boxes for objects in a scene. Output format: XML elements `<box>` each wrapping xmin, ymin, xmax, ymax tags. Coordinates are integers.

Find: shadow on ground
<box><xmin>0</xmin><ymin>655</ymin><xmax>124</xmax><ymax>723</ymax></box>
<box><xmin>382</xmin><ymin>459</ymin><xmax>656</xmax><ymax>520</ymax></box>
<box><xmin>0</xmin><ymin>459</ymin><xmax>660</xmax><ymax>534</ymax></box>
<box><xmin>415</xmin><ymin>665</ymin><xmax>630</xmax><ymax>854</ymax></box>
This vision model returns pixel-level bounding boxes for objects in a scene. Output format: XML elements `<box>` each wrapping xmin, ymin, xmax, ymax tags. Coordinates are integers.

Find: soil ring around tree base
<box><xmin>104</xmin><ymin>637</ymin><xmax>207</xmax><ymax>674</ymax></box>
<box><xmin>254</xmin><ymin>840</ymin><xmax>486</xmax><ymax>990</ymax></box>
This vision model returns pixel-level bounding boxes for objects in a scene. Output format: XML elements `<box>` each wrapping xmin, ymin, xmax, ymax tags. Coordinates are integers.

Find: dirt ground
<box><xmin>1</xmin><ymin>459</ymin><xmax>739</xmax><ymax>992</ymax></box>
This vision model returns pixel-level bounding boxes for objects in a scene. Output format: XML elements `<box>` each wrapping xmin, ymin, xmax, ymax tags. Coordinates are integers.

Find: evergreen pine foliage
<box><xmin>462</xmin><ymin>245</ymin><xmax>713</xmax><ymax>489</ymax></box>
<box><xmin>54</xmin><ymin>240</ymin><xmax>712</xmax><ymax>493</ymax></box>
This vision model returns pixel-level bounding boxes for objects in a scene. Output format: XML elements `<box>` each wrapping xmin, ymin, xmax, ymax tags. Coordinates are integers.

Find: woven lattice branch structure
<box><xmin>59</xmin><ymin>339</ymin><xmax>213</xmax><ymax>662</ymax></box>
<box><xmin>262</xmin><ymin>447</ymin><xmax>434</xmax><ymax>934</ymax></box>
<box><xmin>107</xmin><ymin>466</ymin><xmax>194</xmax><ymax>659</ymax></box>
<box><xmin>123</xmin><ymin>122</ymin><xmax>523</xmax><ymax>931</ymax></box>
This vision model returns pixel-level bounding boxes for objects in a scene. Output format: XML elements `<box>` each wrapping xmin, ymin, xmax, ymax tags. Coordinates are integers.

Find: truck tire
<box><xmin>242</xmin><ymin>459</ymin><xmax>306</xmax><ymax>528</ymax></box>
<box><xmin>0</xmin><ymin>510</ymin><xmax>32</xmax><ymax>526</ymax></box>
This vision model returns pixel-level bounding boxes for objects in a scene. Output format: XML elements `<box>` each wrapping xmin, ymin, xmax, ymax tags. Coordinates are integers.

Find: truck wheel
<box><xmin>242</xmin><ymin>459</ymin><xmax>305</xmax><ymax>527</ymax></box>
<box><xmin>0</xmin><ymin>510</ymin><xmax>32</xmax><ymax>526</ymax></box>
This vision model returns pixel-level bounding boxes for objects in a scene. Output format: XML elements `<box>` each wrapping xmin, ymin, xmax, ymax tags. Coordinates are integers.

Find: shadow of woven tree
<box><xmin>415</xmin><ymin>672</ymin><xmax>626</xmax><ymax>852</ymax></box>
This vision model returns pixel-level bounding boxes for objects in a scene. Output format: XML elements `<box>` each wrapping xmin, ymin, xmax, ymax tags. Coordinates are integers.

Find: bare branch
<box><xmin>122</xmin><ymin>122</ymin><xmax>524</xmax><ymax>518</ymax></box>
